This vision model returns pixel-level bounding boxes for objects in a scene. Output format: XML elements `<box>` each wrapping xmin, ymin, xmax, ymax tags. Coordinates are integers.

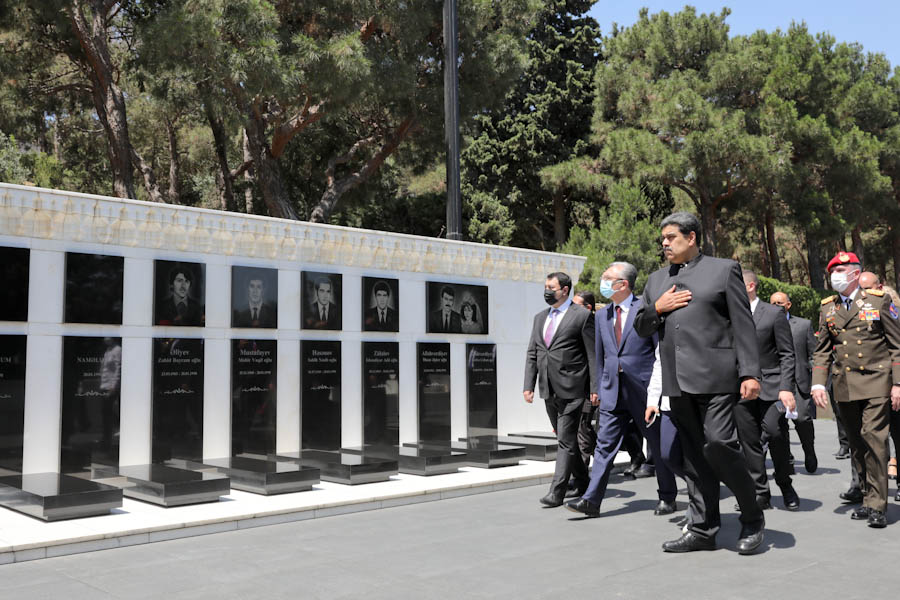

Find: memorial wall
<box><xmin>0</xmin><ymin>182</ymin><xmax>584</xmax><ymax>475</ymax></box>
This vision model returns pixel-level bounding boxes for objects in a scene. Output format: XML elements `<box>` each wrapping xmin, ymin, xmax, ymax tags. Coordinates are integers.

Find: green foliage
<box><xmin>756</xmin><ymin>275</ymin><xmax>832</xmax><ymax>323</ymax></box>
<box><xmin>0</xmin><ymin>132</ymin><xmax>28</xmax><ymax>184</ymax></box>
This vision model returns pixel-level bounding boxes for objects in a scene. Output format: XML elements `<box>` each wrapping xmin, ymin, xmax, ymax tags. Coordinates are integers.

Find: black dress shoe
<box><xmin>565</xmin><ymin>498</ymin><xmax>600</xmax><ymax>517</ymax></box>
<box><xmin>851</xmin><ymin>506</ymin><xmax>872</xmax><ymax>520</ymax></box>
<box><xmin>623</xmin><ymin>459</ymin><xmax>644</xmax><ymax>479</ymax></box>
<box><xmin>757</xmin><ymin>495</ymin><xmax>773</xmax><ymax>510</ymax></box>
<box><xmin>565</xmin><ymin>486</ymin><xmax>587</xmax><ymax>499</ymax></box>
<box><xmin>840</xmin><ymin>487</ymin><xmax>864</xmax><ymax>504</ymax></box>
<box><xmin>661</xmin><ymin>531</ymin><xmax>716</xmax><ymax>553</ymax></box>
<box><xmin>804</xmin><ymin>448</ymin><xmax>818</xmax><ymax>473</ymax></box>
<box><xmin>834</xmin><ymin>447</ymin><xmax>851</xmax><ymax>459</ymax></box>
<box><xmin>788</xmin><ymin>452</ymin><xmax>795</xmax><ymax>465</ymax></box>
<box><xmin>781</xmin><ymin>485</ymin><xmax>800</xmax><ymax>511</ymax></box>
<box><xmin>540</xmin><ymin>493</ymin><xmax>564</xmax><ymax>508</ymax></box>
<box><xmin>868</xmin><ymin>510</ymin><xmax>887</xmax><ymax>528</ymax></box>
<box><xmin>737</xmin><ymin>522</ymin><xmax>765</xmax><ymax>555</ymax></box>
<box><xmin>895</xmin><ymin>489</ymin><xmax>900</xmax><ymax>502</ymax></box>
<box><xmin>634</xmin><ymin>464</ymin><xmax>655</xmax><ymax>479</ymax></box>
<box><xmin>654</xmin><ymin>500</ymin><xmax>676</xmax><ymax>515</ymax></box>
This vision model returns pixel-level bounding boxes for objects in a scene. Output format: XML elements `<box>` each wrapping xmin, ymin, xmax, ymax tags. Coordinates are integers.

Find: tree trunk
<box><xmin>165</xmin><ymin>117</ymin><xmax>181</xmax><ymax>204</ymax></box>
<box><xmin>243</xmin><ymin>117</ymin><xmax>297</xmax><ymax>219</ymax></box>
<box><xmin>851</xmin><ymin>225</ymin><xmax>865</xmax><ymax>265</ymax></box>
<box><xmin>242</xmin><ymin>130</ymin><xmax>254</xmax><ymax>214</ymax></box>
<box><xmin>765</xmin><ymin>209</ymin><xmax>781</xmax><ymax>280</ymax></box>
<box><xmin>892</xmin><ymin>227</ymin><xmax>900</xmax><ymax>289</ymax></box>
<box><xmin>553</xmin><ymin>193</ymin><xmax>567</xmax><ymax>249</ymax></box>
<box><xmin>699</xmin><ymin>194</ymin><xmax>718</xmax><ymax>256</ymax></box>
<box><xmin>204</xmin><ymin>100</ymin><xmax>236</xmax><ymax>211</ymax></box>
<box><xmin>806</xmin><ymin>231</ymin><xmax>825</xmax><ymax>289</ymax></box>
<box><xmin>756</xmin><ymin>215</ymin><xmax>770</xmax><ymax>276</ymax></box>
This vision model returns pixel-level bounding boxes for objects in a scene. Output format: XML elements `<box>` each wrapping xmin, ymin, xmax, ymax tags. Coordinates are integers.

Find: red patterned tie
<box><xmin>615</xmin><ymin>305</ymin><xmax>623</xmax><ymax>346</ymax></box>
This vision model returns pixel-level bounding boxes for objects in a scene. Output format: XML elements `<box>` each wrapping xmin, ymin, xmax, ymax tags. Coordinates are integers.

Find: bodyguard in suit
<box><xmin>633</xmin><ymin>212</ymin><xmax>765</xmax><ymax>554</ymax></box>
<box><xmin>734</xmin><ymin>271</ymin><xmax>799</xmax><ymax>511</ymax></box>
<box><xmin>565</xmin><ymin>262</ymin><xmax>681</xmax><ymax>518</ymax></box>
<box><xmin>811</xmin><ymin>252</ymin><xmax>900</xmax><ymax>528</ymax></box>
<box><xmin>770</xmin><ymin>291</ymin><xmax>818</xmax><ymax>473</ymax></box>
<box><xmin>524</xmin><ymin>272</ymin><xmax>597</xmax><ymax>507</ymax></box>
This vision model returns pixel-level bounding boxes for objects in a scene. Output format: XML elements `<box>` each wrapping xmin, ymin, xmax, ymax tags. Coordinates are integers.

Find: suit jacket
<box><xmin>306</xmin><ymin>302</ymin><xmax>341</xmax><ymax>330</ymax></box>
<box><xmin>596</xmin><ymin>296</ymin><xmax>658</xmax><ymax>412</ymax></box>
<box><xmin>524</xmin><ymin>302</ymin><xmax>597</xmax><ymax>400</ymax></box>
<box><xmin>751</xmin><ymin>301</ymin><xmax>795</xmax><ymax>401</ymax></box>
<box><xmin>788</xmin><ymin>314</ymin><xmax>815</xmax><ymax>396</ymax></box>
<box><xmin>156</xmin><ymin>298</ymin><xmax>204</xmax><ymax>327</ymax></box>
<box><xmin>233</xmin><ymin>302</ymin><xmax>277</xmax><ymax>328</ymax></box>
<box><xmin>634</xmin><ymin>254</ymin><xmax>760</xmax><ymax>396</ymax></box>
<box><xmin>430</xmin><ymin>309</ymin><xmax>462</xmax><ymax>333</ymax></box>
<box><xmin>364</xmin><ymin>306</ymin><xmax>399</xmax><ymax>332</ymax></box>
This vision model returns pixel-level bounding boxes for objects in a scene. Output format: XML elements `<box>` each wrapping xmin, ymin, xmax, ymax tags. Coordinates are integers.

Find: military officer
<box><xmin>811</xmin><ymin>251</ymin><xmax>900</xmax><ymax>528</ymax></box>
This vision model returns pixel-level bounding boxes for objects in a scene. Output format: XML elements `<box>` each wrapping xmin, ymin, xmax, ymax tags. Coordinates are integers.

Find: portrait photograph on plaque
<box><xmin>154</xmin><ymin>260</ymin><xmax>206</xmax><ymax>327</ymax></box>
<box><xmin>361</xmin><ymin>277</ymin><xmax>399</xmax><ymax>332</ymax></box>
<box><xmin>64</xmin><ymin>252</ymin><xmax>125</xmax><ymax>324</ymax></box>
<box><xmin>232</xmin><ymin>266</ymin><xmax>278</xmax><ymax>329</ymax></box>
<box><xmin>61</xmin><ymin>336</ymin><xmax>121</xmax><ymax>474</ymax></box>
<box><xmin>302</xmin><ymin>271</ymin><xmax>342</xmax><ymax>331</ymax></box>
<box><xmin>0</xmin><ymin>335</ymin><xmax>26</xmax><ymax>474</ymax></box>
<box><xmin>0</xmin><ymin>246</ymin><xmax>29</xmax><ymax>322</ymax></box>
<box><xmin>417</xmin><ymin>343</ymin><xmax>451</xmax><ymax>443</ymax></box>
<box><xmin>426</xmin><ymin>282</ymin><xmax>488</xmax><ymax>335</ymax></box>
<box><xmin>152</xmin><ymin>338</ymin><xmax>204</xmax><ymax>463</ymax></box>
<box><xmin>362</xmin><ymin>342</ymin><xmax>399</xmax><ymax>447</ymax></box>
<box><xmin>466</xmin><ymin>343</ymin><xmax>498</xmax><ymax>439</ymax></box>
<box><xmin>232</xmin><ymin>339</ymin><xmax>277</xmax><ymax>456</ymax></box>
<box><xmin>301</xmin><ymin>340</ymin><xmax>341</xmax><ymax>450</ymax></box>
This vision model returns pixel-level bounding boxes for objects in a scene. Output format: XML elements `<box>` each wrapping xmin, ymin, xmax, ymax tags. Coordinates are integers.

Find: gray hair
<box><xmin>609</xmin><ymin>261</ymin><xmax>637</xmax><ymax>290</ymax></box>
<box><xmin>660</xmin><ymin>212</ymin><xmax>702</xmax><ymax>244</ymax></box>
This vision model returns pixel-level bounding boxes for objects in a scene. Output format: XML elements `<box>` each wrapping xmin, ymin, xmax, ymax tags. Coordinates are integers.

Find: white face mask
<box><xmin>830</xmin><ymin>271</ymin><xmax>856</xmax><ymax>294</ymax></box>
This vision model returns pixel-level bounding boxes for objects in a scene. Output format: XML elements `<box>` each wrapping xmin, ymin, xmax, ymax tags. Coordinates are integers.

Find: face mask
<box><xmin>599</xmin><ymin>279</ymin><xmax>616</xmax><ymax>299</ymax></box>
<box><xmin>544</xmin><ymin>288</ymin><xmax>559</xmax><ymax>305</ymax></box>
<box><xmin>830</xmin><ymin>271</ymin><xmax>854</xmax><ymax>294</ymax></box>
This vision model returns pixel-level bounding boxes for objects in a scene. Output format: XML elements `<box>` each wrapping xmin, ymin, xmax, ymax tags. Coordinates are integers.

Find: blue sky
<box><xmin>589</xmin><ymin>1</ymin><xmax>900</xmax><ymax>69</ymax></box>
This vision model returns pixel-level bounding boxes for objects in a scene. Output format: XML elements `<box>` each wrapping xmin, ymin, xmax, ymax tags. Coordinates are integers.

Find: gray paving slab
<box><xmin>1</xmin><ymin>420</ymin><xmax>897</xmax><ymax>599</ymax></box>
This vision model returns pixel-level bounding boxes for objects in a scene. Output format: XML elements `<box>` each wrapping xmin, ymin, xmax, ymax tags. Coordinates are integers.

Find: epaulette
<box><xmin>821</xmin><ymin>295</ymin><xmax>836</xmax><ymax>305</ymax></box>
<box><xmin>868</xmin><ymin>289</ymin><xmax>885</xmax><ymax>297</ymax></box>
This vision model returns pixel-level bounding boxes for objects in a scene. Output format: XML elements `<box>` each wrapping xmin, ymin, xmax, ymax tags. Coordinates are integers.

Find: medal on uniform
<box><xmin>890</xmin><ymin>302</ymin><xmax>899</xmax><ymax>320</ymax></box>
<box><xmin>859</xmin><ymin>309</ymin><xmax>880</xmax><ymax>321</ymax></box>
<box><xmin>856</xmin><ymin>298</ymin><xmax>865</xmax><ymax>309</ymax></box>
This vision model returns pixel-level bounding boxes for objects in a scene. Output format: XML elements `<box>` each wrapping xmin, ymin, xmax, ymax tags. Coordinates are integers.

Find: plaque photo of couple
<box><xmin>426</xmin><ymin>282</ymin><xmax>488</xmax><ymax>335</ymax></box>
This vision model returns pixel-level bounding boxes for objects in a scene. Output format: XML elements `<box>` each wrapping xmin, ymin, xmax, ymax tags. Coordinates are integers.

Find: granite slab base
<box><xmin>507</xmin><ymin>431</ymin><xmax>557</xmax><ymax>440</ymax></box>
<box><xmin>0</xmin><ymin>472</ymin><xmax>122</xmax><ymax>521</ymax></box>
<box><xmin>461</xmin><ymin>436</ymin><xmax>557</xmax><ymax>461</ymax></box>
<box><xmin>169</xmin><ymin>457</ymin><xmax>319</xmax><ymax>495</ymax></box>
<box><xmin>270</xmin><ymin>450</ymin><xmax>398</xmax><ymax>485</ymax></box>
<box><xmin>342</xmin><ymin>445</ymin><xmax>468</xmax><ymax>476</ymax></box>
<box><xmin>404</xmin><ymin>440</ymin><xmax>525</xmax><ymax>468</ymax></box>
<box><xmin>92</xmin><ymin>464</ymin><xmax>230</xmax><ymax>507</ymax></box>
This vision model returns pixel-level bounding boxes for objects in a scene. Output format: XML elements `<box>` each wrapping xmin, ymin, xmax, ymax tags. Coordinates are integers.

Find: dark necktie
<box><xmin>444</xmin><ymin>314</ymin><xmax>449</xmax><ymax>331</ymax></box>
<box><xmin>844</xmin><ymin>298</ymin><xmax>851</xmax><ymax>311</ymax></box>
<box><xmin>380</xmin><ymin>309</ymin><xmax>385</xmax><ymax>324</ymax></box>
<box><xmin>177</xmin><ymin>302</ymin><xmax>187</xmax><ymax>317</ymax></box>
<box><xmin>615</xmin><ymin>305</ymin><xmax>623</xmax><ymax>345</ymax></box>
<box><xmin>252</xmin><ymin>307</ymin><xmax>258</xmax><ymax>321</ymax></box>
<box><xmin>320</xmin><ymin>306</ymin><xmax>325</xmax><ymax>321</ymax></box>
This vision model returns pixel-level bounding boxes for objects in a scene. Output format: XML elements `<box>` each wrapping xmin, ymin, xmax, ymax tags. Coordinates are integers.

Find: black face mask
<box><xmin>544</xmin><ymin>288</ymin><xmax>559</xmax><ymax>305</ymax></box>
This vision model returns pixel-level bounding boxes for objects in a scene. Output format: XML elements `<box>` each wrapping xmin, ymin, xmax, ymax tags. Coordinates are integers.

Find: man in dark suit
<box><xmin>429</xmin><ymin>285</ymin><xmax>462</xmax><ymax>333</ymax></box>
<box><xmin>565</xmin><ymin>262</ymin><xmax>682</xmax><ymax>518</ymax></box>
<box><xmin>156</xmin><ymin>264</ymin><xmax>204</xmax><ymax>326</ymax></box>
<box><xmin>364</xmin><ymin>280</ymin><xmax>398</xmax><ymax>331</ymax></box>
<box><xmin>634</xmin><ymin>212</ymin><xmax>765</xmax><ymax>555</ymax></box>
<box><xmin>305</xmin><ymin>276</ymin><xmax>340</xmax><ymax>330</ymax></box>
<box><xmin>770</xmin><ymin>291</ymin><xmax>818</xmax><ymax>473</ymax></box>
<box><xmin>734</xmin><ymin>271</ymin><xmax>799</xmax><ymax>511</ymax></box>
<box><xmin>233</xmin><ymin>276</ymin><xmax>277</xmax><ymax>328</ymax></box>
<box><xmin>524</xmin><ymin>272</ymin><xmax>597</xmax><ymax>507</ymax></box>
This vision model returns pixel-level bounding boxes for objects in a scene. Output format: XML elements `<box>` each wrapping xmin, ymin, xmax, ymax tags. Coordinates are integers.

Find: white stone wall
<box><xmin>0</xmin><ymin>183</ymin><xmax>585</xmax><ymax>472</ymax></box>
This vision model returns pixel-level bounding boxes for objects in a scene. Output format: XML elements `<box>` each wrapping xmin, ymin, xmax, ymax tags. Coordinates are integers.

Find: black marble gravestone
<box><xmin>0</xmin><ymin>246</ymin><xmax>29</xmax><ymax>322</ymax></box>
<box><xmin>0</xmin><ymin>335</ymin><xmax>26</xmax><ymax>474</ymax></box>
<box><xmin>417</xmin><ymin>343</ymin><xmax>451</xmax><ymax>443</ymax></box>
<box><xmin>61</xmin><ymin>336</ymin><xmax>121</xmax><ymax>474</ymax></box>
<box><xmin>154</xmin><ymin>260</ymin><xmax>206</xmax><ymax>327</ymax></box>
<box><xmin>0</xmin><ymin>472</ymin><xmax>122</xmax><ymax>521</ymax></box>
<box><xmin>232</xmin><ymin>266</ymin><xmax>278</xmax><ymax>328</ymax></box>
<box><xmin>362</xmin><ymin>342</ymin><xmax>399</xmax><ymax>447</ymax></box>
<box><xmin>466</xmin><ymin>343</ymin><xmax>498</xmax><ymax>439</ymax></box>
<box><xmin>301</xmin><ymin>340</ymin><xmax>341</xmax><ymax>451</ymax></box>
<box><xmin>232</xmin><ymin>339</ymin><xmax>277</xmax><ymax>456</ymax></box>
<box><xmin>152</xmin><ymin>338</ymin><xmax>204</xmax><ymax>463</ymax></box>
<box><xmin>64</xmin><ymin>252</ymin><xmax>124</xmax><ymax>324</ymax></box>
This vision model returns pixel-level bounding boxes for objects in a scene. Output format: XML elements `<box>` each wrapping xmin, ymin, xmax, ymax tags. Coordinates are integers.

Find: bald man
<box><xmin>770</xmin><ymin>292</ymin><xmax>817</xmax><ymax>472</ymax></box>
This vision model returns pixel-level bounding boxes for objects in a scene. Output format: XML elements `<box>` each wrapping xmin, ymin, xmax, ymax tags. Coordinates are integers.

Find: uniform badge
<box><xmin>890</xmin><ymin>303</ymin><xmax>899</xmax><ymax>320</ymax></box>
<box><xmin>826</xmin><ymin>306</ymin><xmax>836</xmax><ymax>318</ymax></box>
<box><xmin>859</xmin><ymin>309</ymin><xmax>880</xmax><ymax>321</ymax></box>
<box><xmin>856</xmin><ymin>298</ymin><xmax>865</xmax><ymax>308</ymax></box>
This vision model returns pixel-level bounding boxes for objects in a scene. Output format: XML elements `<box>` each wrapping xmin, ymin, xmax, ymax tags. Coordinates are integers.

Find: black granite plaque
<box><xmin>0</xmin><ymin>247</ymin><xmax>29</xmax><ymax>322</ymax></box>
<box><xmin>232</xmin><ymin>339</ymin><xmax>277</xmax><ymax>456</ymax></box>
<box><xmin>61</xmin><ymin>337</ymin><xmax>121</xmax><ymax>474</ymax></box>
<box><xmin>362</xmin><ymin>342</ymin><xmax>399</xmax><ymax>447</ymax></box>
<box><xmin>0</xmin><ymin>335</ymin><xmax>26</xmax><ymax>473</ymax></box>
<box><xmin>154</xmin><ymin>260</ymin><xmax>206</xmax><ymax>327</ymax></box>
<box><xmin>301</xmin><ymin>341</ymin><xmax>341</xmax><ymax>450</ymax></box>
<box><xmin>152</xmin><ymin>338</ymin><xmax>204</xmax><ymax>462</ymax></box>
<box><xmin>302</xmin><ymin>271</ymin><xmax>342</xmax><ymax>330</ymax></box>
<box><xmin>417</xmin><ymin>343</ymin><xmax>451</xmax><ymax>443</ymax></box>
<box><xmin>64</xmin><ymin>252</ymin><xmax>124</xmax><ymax>324</ymax></box>
<box><xmin>426</xmin><ymin>282</ymin><xmax>488</xmax><ymax>334</ymax></box>
<box><xmin>362</xmin><ymin>277</ymin><xmax>399</xmax><ymax>332</ymax></box>
<box><xmin>466</xmin><ymin>344</ymin><xmax>498</xmax><ymax>439</ymax></box>
<box><xmin>232</xmin><ymin>266</ymin><xmax>278</xmax><ymax>328</ymax></box>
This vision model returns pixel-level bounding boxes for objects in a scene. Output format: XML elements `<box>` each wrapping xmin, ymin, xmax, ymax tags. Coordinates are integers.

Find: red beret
<box><xmin>825</xmin><ymin>251</ymin><xmax>860</xmax><ymax>272</ymax></box>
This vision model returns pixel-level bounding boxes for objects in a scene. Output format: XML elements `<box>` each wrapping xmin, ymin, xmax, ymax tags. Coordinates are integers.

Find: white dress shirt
<box><xmin>646</xmin><ymin>345</ymin><xmax>669</xmax><ymax>411</ymax></box>
<box><xmin>749</xmin><ymin>296</ymin><xmax>760</xmax><ymax>314</ymax></box>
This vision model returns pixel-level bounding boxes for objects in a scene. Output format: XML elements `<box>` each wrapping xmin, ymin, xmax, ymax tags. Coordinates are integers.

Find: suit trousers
<box><xmin>889</xmin><ymin>408</ymin><xmax>900</xmax><ymax>459</ymax></box>
<box><xmin>670</xmin><ymin>392</ymin><xmax>763</xmax><ymax>540</ymax></box>
<box><xmin>548</xmin><ymin>396</ymin><xmax>589</xmax><ymax>497</ymax></box>
<box><xmin>791</xmin><ymin>392</ymin><xmax>816</xmax><ymax>454</ymax></box>
<box><xmin>734</xmin><ymin>399</ymin><xmax>793</xmax><ymax>498</ymax></box>
<box><xmin>659</xmin><ymin>412</ymin><xmax>684</xmax><ymax>482</ymax></box>
<box><xmin>577</xmin><ymin>400</ymin><xmax>597</xmax><ymax>468</ymax></box>
<box><xmin>544</xmin><ymin>399</ymin><xmax>558</xmax><ymax>432</ymax></box>
<box><xmin>837</xmin><ymin>398</ymin><xmax>890</xmax><ymax>513</ymax></box>
<box><xmin>831</xmin><ymin>396</ymin><xmax>850</xmax><ymax>451</ymax></box>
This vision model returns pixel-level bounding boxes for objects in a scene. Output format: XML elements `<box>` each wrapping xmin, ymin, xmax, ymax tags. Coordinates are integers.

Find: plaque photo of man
<box><xmin>426</xmin><ymin>282</ymin><xmax>488</xmax><ymax>335</ymax></box>
<box><xmin>362</xmin><ymin>277</ymin><xmax>399</xmax><ymax>332</ymax></box>
<box><xmin>64</xmin><ymin>252</ymin><xmax>125</xmax><ymax>325</ymax></box>
<box><xmin>154</xmin><ymin>260</ymin><xmax>206</xmax><ymax>327</ymax></box>
<box><xmin>302</xmin><ymin>271</ymin><xmax>342</xmax><ymax>330</ymax></box>
<box><xmin>232</xmin><ymin>266</ymin><xmax>278</xmax><ymax>328</ymax></box>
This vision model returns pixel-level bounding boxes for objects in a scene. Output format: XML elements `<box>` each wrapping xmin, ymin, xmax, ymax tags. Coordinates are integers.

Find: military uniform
<box><xmin>813</xmin><ymin>285</ymin><xmax>900</xmax><ymax>514</ymax></box>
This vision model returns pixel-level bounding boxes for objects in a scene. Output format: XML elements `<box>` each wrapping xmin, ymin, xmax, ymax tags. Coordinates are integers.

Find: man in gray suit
<box><xmin>524</xmin><ymin>272</ymin><xmax>597</xmax><ymax>507</ymax></box>
<box><xmin>634</xmin><ymin>212</ymin><xmax>765</xmax><ymax>555</ymax></box>
<box><xmin>734</xmin><ymin>271</ymin><xmax>798</xmax><ymax>511</ymax></box>
<box><xmin>771</xmin><ymin>291</ymin><xmax>818</xmax><ymax>473</ymax></box>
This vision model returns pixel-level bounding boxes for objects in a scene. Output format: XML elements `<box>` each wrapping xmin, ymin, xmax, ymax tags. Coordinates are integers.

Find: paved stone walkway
<box><xmin>1</xmin><ymin>420</ymin><xmax>896</xmax><ymax>599</ymax></box>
